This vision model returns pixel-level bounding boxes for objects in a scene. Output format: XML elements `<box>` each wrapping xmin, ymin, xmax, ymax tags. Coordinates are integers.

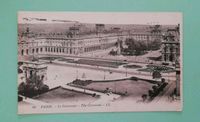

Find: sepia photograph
<box><xmin>17</xmin><ymin>12</ymin><xmax>182</xmax><ymax>114</ymax></box>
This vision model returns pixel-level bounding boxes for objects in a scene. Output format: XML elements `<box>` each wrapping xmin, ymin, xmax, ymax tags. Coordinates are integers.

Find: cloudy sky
<box><xmin>18</xmin><ymin>11</ymin><xmax>182</xmax><ymax>25</ymax></box>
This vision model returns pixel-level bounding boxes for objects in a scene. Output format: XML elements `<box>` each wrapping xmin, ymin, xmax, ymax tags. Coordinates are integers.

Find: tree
<box><xmin>109</xmin><ymin>49</ymin><xmax>117</xmax><ymax>55</ymax></box>
<box><xmin>18</xmin><ymin>72</ymin><xmax>49</xmax><ymax>97</ymax></box>
<box><xmin>18</xmin><ymin>82</ymin><xmax>26</xmax><ymax>95</ymax></box>
<box><xmin>152</xmin><ymin>70</ymin><xmax>162</xmax><ymax>79</ymax></box>
<box><xmin>151</xmin><ymin>39</ymin><xmax>162</xmax><ymax>50</ymax></box>
<box><xmin>126</xmin><ymin>38</ymin><xmax>136</xmax><ymax>50</ymax></box>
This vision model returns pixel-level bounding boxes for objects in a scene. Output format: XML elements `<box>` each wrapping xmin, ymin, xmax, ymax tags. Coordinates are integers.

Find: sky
<box><xmin>18</xmin><ymin>11</ymin><xmax>182</xmax><ymax>25</ymax></box>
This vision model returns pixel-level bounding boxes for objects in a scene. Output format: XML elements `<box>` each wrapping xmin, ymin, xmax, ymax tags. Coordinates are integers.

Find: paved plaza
<box><xmin>45</xmin><ymin>63</ymin><xmax>131</xmax><ymax>89</ymax></box>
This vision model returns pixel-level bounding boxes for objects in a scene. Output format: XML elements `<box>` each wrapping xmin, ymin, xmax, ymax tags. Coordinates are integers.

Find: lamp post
<box><xmin>74</xmin><ymin>58</ymin><xmax>79</xmax><ymax>79</ymax></box>
<box><xmin>76</xmin><ymin>65</ymin><xmax>78</xmax><ymax>79</ymax></box>
<box><xmin>103</xmin><ymin>70</ymin><xmax>106</xmax><ymax>80</ymax></box>
<box><xmin>126</xmin><ymin>66</ymin><xmax>127</xmax><ymax>77</ymax></box>
<box><xmin>124</xmin><ymin>60</ymin><xmax>127</xmax><ymax>77</ymax></box>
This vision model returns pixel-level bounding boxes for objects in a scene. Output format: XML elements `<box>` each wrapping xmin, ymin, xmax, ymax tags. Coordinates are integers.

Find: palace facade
<box><xmin>161</xmin><ymin>24</ymin><xmax>180</xmax><ymax>64</ymax></box>
<box><xmin>18</xmin><ymin>32</ymin><xmax>119</xmax><ymax>60</ymax></box>
<box><xmin>18</xmin><ymin>24</ymin><xmax>163</xmax><ymax>61</ymax></box>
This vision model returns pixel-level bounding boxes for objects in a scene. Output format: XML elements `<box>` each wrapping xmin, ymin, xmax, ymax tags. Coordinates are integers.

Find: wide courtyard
<box><xmin>45</xmin><ymin>63</ymin><xmax>132</xmax><ymax>89</ymax></box>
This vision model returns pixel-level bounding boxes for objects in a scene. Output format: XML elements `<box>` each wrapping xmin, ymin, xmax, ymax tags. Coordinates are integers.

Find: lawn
<box><xmin>82</xmin><ymin>80</ymin><xmax>154</xmax><ymax>98</ymax></box>
<box><xmin>33</xmin><ymin>87</ymin><xmax>99</xmax><ymax>103</ymax></box>
<box><xmin>39</xmin><ymin>56</ymin><xmax>60</xmax><ymax>61</ymax></box>
<box><xmin>57</xmin><ymin>58</ymin><xmax>74</xmax><ymax>63</ymax></box>
<box><xmin>40</xmin><ymin>56</ymin><xmax>127</xmax><ymax>68</ymax></box>
<box><xmin>148</xmin><ymin>56</ymin><xmax>162</xmax><ymax>61</ymax></box>
<box><xmin>76</xmin><ymin>59</ymin><xmax>126</xmax><ymax>68</ymax></box>
<box><xmin>123</xmin><ymin>64</ymin><xmax>143</xmax><ymax>69</ymax></box>
<box><xmin>56</xmin><ymin>57</ymin><xmax>127</xmax><ymax>68</ymax></box>
<box><xmin>138</xmin><ymin>64</ymin><xmax>175</xmax><ymax>73</ymax></box>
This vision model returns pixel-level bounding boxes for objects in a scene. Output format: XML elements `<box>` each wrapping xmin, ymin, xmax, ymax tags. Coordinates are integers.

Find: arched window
<box><xmin>21</xmin><ymin>49</ymin><xmax>24</xmax><ymax>56</ymax></box>
<box><xmin>32</xmin><ymin>49</ymin><xmax>34</xmax><ymax>53</ymax></box>
<box><xmin>164</xmin><ymin>54</ymin><xmax>167</xmax><ymax>61</ymax></box>
<box><xmin>70</xmin><ymin>48</ymin><xmax>72</xmax><ymax>54</ymax></box>
<box><xmin>169</xmin><ymin>54</ymin><xmax>174</xmax><ymax>62</ymax></box>
<box><xmin>170</xmin><ymin>46</ymin><xmax>174</xmax><ymax>53</ymax></box>
<box><xmin>36</xmin><ymin>48</ymin><xmax>39</xmax><ymax>53</ymax></box>
<box><xmin>26</xmin><ymin>49</ymin><xmax>28</xmax><ymax>55</ymax></box>
<box><xmin>176</xmin><ymin>47</ymin><xmax>179</xmax><ymax>54</ymax></box>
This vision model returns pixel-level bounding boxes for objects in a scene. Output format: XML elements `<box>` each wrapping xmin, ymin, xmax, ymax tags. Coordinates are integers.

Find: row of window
<box><xmin>163</xmin><ymin>46</ymin><xmax>179</xmax><ymax>53</ymax></box>
<box><xmin>163</xmin><ymin>54</ymin><xmax>177</xmax><ymax>62</ymax></box>
<box><xmin>20</xmin><ymin>47</ymin><xmax>76</xmax><ymax>56</ymax></box>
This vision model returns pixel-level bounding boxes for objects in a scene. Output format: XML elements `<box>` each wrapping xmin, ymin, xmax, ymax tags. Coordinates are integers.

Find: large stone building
<box><xmin>23</xmin><ymin>62</ymin><xmax>48</xmax><ymax>83</ymax></box>
<box><xmin>18</xmin><ymin>24</ymin><xmax>163</xmax><ymax>61</ymax></box>
<box><xmin>18</xmin><ymin>28</ymin><xmax>119</xmax><ymax>60</ymax></box>
<box><xmin>161</xmin><ymin>24</ymin><xmax>180</xmax><ymax>64</ymax></box>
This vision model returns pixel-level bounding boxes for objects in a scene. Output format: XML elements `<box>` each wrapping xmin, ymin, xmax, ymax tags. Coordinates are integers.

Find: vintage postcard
<box><xmin>17</xmin><ymin>12</ymin><xmax>182</xmax><ymax>114</ymax></box>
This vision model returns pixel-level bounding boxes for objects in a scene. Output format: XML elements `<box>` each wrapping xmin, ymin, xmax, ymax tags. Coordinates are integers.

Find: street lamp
<box><xmin>103</xmin><ymin>70</ymin><xmax>106</xmax><ymax>80</ymax></box>
<box><xmin>74</xmin><ymin>58</ymin><xmax>79</xmax><ymax>79</ymax></box>
<box><xmin>126</xmin><ymin>66</ymin><xmax>127</xmax><ymax>77</ymax></box>
<box><xmin>124</xmin><ymin>60</ymin><xmax>127</xmax><ymax>77</ymax></box>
